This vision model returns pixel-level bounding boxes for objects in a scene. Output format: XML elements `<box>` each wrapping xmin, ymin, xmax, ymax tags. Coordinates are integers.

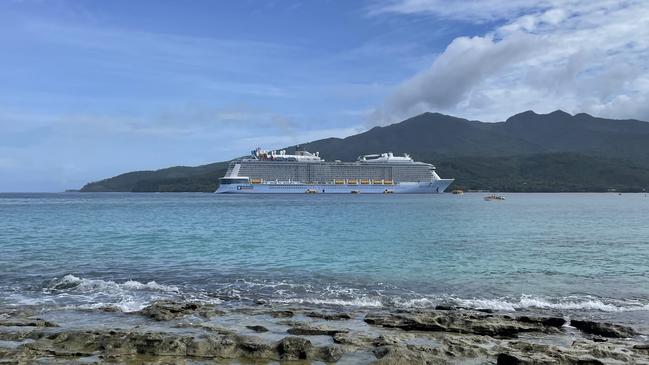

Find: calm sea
<box><xmin>1</xmin><ymin>193</ymin><xmax>648</xmax><ymax>326</ymax></box>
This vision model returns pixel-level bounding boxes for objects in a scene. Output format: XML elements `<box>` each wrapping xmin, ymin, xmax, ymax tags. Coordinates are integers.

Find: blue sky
<box><xmin>1</xmin><ymin>0</ymin><xmax>648</xmax><ymax>191</ymax></box>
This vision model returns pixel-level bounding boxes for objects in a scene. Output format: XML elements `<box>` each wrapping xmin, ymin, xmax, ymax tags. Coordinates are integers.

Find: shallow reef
<box><xmin>1</xmin><ymin>300</ymin><xmax>648</xmax><ymax>364</ymax></box>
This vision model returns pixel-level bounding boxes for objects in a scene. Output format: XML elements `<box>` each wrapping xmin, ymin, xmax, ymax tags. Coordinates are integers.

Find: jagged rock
<box><xmin>373</xmin><ymin>335</ymin><xmax>401</xmax><ymax>347</ymax></box>
<box><xmin>237</xmin><ymin>336</ymin><xmax>273</xmax><ymax>358</ymax></box>
<box><xmin>277</xmin><ymin>336</ymin><xmax>312</xmax><ymax>360</ymax></box>
<box><xmin>332</xmin><ymin>332</ymin><xmax>372</xmax><ymax>346</ymax></box>
<box><xmin>318</xmin><ymin>345</ymin><xmax>345</xmax><ymax>362</ymax></box>
<box><xmin>186</xmin><ymin>334</ymin><xmax>235</xmax><ymax>357</ymax></box>
<box><xmin>306</xmin><ymin>311</ymin><xmax>352</xmax><ymax>320</ymax></box>
<box><xmin>364</xmin><ymin>311</ymin><xmax>544</xmax><ymax>338</ymax></box>
<box><xmin>1</xmin><ymin>308</ymin><xmax>647</xmax><ymax>364</ymax></box>
<box><xmin>371</xmin><ymin>345</ymin><xmax>444</xmax><ymax>364</ymax></box>
<box><xmin>138</xmin><ymin>300</ymin><xmax>222</xmax><ymax>321</ymax></box>
<box><xmin>570</xmin><ymin>320</ymin><xmax>638</xmax><ymax>338</ymax></box>
<box><xmin>246</xmin><ymin>325</ymin><xmax>268</xmax><ymax>333</ymax></box>
<box><xmin>569</xmin><ymin>356</ymin><xmax>605</xmax><ymax>365</ymax></box>
<box><xmin>287</xmin><ymin>324</ymin><xmax>349</xmax><ymax>336</ymax></box>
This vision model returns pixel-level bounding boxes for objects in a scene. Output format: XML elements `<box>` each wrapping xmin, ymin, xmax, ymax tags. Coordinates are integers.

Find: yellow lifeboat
<box><xmin>372</xmin><ymin>179</ymin><xmax>383</xmax><ymax>184</ymax></box>
<box><xmin>250</xmin><ymin>178</ymin><xmax>263</xmax><ymax>184</ymax></box>
<box><xmin>334</xmin><ymin>179</ymin><xmax>345</xmax><ymax>185</ymax></box>
<box><xmin>384</xmin><ymin>180</ymin><xmax>394</xmax><ymax>185</ymax></box>
<box><xmin>360</xmin><ymin>179</ymin><xmax>370</xmax><ymax>185</ymax></box>
<box><xmin>347</xmin><ymin>179</ymin><xmax>358</xmax><ymax>185</ymax></box>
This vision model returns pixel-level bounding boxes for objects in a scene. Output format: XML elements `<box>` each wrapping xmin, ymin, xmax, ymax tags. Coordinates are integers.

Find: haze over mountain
<box><xmin>80</xmin><ymin>110</ymin><xmax>649</xmax><ymax>193</ymax></box>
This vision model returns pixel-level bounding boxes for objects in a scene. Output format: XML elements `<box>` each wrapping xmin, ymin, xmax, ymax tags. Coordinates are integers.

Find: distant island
<box><xmin>80</xmin><ymin>110</ymin><xmax>649</xmax><ymax>193</ymax></box>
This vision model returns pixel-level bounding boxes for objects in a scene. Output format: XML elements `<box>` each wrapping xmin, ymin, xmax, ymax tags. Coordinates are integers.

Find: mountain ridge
<box><xmin>80</xmin><ymin>110</ymin><xmax>649</xmax><ymax>193</ymax></box>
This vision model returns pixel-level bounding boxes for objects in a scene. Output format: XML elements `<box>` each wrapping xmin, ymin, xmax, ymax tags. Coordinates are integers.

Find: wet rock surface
<box><xmin>570</xmin><ymin>319</ymin><xmax>639</xmax><ymax>338</ymax></box>
<box><xmin>138</xmin><ymin>299</ymin><xmax>224</xmax><ymax>321</ymax></box>
<box><xmin>0</xmin><ymin>301</ymin><xmax>647</xmax><ymax>364</ymax></box>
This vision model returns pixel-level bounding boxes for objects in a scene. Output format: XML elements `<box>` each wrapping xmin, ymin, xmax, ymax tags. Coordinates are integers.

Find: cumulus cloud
<box><xmin>373</xmin><ymin>0</ymin><xmax>649</xmax><ymax>123</ymax></box>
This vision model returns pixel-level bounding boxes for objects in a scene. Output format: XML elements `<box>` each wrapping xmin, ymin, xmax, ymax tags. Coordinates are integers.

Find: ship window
<box><xmin>220</xmin><ymin>178</ymin><xmax>249</xmax><ymax>185</ymax></box>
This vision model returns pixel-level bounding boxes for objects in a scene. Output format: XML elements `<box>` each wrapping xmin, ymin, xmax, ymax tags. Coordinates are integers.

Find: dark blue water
<box><xmin>1</xmin><ymin>193</ymin><xmax>648</xmax><ymax>322</ymax></box>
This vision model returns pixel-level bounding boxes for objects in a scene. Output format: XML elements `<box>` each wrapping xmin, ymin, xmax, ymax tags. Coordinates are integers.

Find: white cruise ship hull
<box><xmin>215</xmin><ymin>180</ymin><xmax>454</xmax><ymax>194</ymax></box>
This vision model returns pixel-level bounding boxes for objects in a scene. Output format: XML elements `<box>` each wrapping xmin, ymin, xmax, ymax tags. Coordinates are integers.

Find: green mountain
<box><xmin>80</xmin><ymin>110</ymin><xmax>649</xmax><ymax>192</ymax></box>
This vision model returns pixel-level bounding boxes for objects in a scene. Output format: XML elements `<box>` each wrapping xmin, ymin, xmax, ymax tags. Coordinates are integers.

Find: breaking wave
<box><xmin>448</xmin><ymin>295</ymin><xmax>649</xmax><ymax>312</ymax></box>
<box><xmin>46</xmin><ymin>274</ymin><xmax>180</xmax><ymax>294</ymax></box>
<box><xmin>273</xmin><ymin>297</ymin><xmax>384</xmax><ymax>307</ymax></box>
<box><xmin>3</xmin><ymin>275</ymin><xmax>648</xmax><ymax>315</ymax></box>
<box><xmin>36</xmin><ymin>274</ymin><xmax>182</xmax><ymax>312</ymax></box>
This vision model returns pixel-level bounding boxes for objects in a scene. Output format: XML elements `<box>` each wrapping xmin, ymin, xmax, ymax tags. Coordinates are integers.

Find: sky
<box><xmin>1</xmin><ymin>0</ymin><xmax>648</xmax><ymax>191</ymax></box>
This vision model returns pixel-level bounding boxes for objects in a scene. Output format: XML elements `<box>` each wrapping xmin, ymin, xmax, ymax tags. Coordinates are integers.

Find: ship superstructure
<box><xmin>216</xmin><ymin>147</ymin><xmax>453</xmax><ymax>194</ymax></box>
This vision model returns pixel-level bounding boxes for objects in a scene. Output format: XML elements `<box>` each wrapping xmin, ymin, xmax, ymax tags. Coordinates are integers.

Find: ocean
<box><xmin>1</xmin><ymin>192</ymin><xmax>648</xmax><ymax>329</ymax></box>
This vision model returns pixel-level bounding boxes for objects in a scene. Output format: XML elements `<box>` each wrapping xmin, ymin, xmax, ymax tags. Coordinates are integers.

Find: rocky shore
<box><xmin>1</xmin><ymin>300</ymin><xmax>648</xmax><ymax>364</ymax></box>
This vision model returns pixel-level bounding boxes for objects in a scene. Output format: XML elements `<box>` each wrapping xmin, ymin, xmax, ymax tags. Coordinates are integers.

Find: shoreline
<box><xmin>1</xmin><ymin>300</ymin><xmax>648</xmax><ymax>364</ymax></box>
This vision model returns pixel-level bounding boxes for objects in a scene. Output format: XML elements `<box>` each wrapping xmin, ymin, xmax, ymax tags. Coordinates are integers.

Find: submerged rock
<box><xmin>246</xmin><ymin>325</ymin><xmax>269</xmax><ymax>333</ymax></box>
<box><xmin>270</xmin><ymin>310</ymin><xmax>294</xmax><ymax>318</ymax></box>
<box><xmin>0</xmin><ymin>318</ymin><xmax>58</xmax><ymax>327</ymax></box>
<box><xmin>287</xmin><ymin>324</ymin><xmax>349</xmax><ymax>336</ymax></box>
<box><xmin>306</xmin><ymin>311</ymin><xmax>353</xmax><ymax>320</ymax></box>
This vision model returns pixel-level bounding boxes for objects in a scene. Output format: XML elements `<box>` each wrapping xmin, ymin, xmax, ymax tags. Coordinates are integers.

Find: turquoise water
<box><xmin>1</xmin><ymin>193</ymin><xmax>648</xmax><ymax>323</ymax></box>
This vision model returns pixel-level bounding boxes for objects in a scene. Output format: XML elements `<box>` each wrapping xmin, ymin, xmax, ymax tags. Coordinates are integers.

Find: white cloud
<box><xmin>373</xmin><ymin>0</ymin><xmax>649</xmax><ymax>122</ymax></box>
<box><xmin>370</xmin><ymin>0</ymin><xmax>557</xmax><ymax>23</ymax></box>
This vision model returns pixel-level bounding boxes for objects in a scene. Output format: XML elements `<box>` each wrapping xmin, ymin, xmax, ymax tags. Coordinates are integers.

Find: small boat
<box><xmin>351</xmin><ymin>190</ymin><xmax>361</xmax><ymax>194</ymax></box>
<box><xmin>451</xmin><ymin>189</ymin><xmax>464</xmax><ymax>195</ymax></box>
<box><xmin>484</xmin><ymin>194</ymin><xmax>505</xmax><ymax>201</ymax></box>
<box><xmin>305</xmin><ymin>189</ymin><xmax>318</xmax><ymax>194</ymax></box>
<box><xmin>383</xmin><ymin>189</ymin><xmax>394</xmax><ymax>194</ymax></box>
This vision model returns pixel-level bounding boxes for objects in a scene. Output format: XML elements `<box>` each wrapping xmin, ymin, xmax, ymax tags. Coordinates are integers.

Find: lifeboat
<box><xmin>347</xmin><ymin>179</ymin><xmax>358</xmax><ymax>184</ymax></box>
<box><xmin>360</xmin><ymin>179</ymin><xmax>370</xmax><ymax>185</ymax></box>
<box><xmin>384</xmin><ymin>180</ymin><xmax>394</xmax><ymax>185</ymax></box>
<box><xmin>372</xmin><ymin>179</ymin><xmax>383</xmax><ymax>184</ymax></box>
<box><xmin>250</xmin><ymin>178</ymin><xmax>263</xmax><ymax>184</ymax></box>
<box><xmin>334</xmin><ymin>179</ymin><xmax>345</xmax><ymax>185</ymax></box>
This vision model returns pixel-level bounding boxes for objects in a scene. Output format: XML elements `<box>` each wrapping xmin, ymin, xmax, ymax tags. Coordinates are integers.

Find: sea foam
<box><xmin>39</xmin><ymin>274</ymin><xmax>181</xmax><ymax>312</ymax></box>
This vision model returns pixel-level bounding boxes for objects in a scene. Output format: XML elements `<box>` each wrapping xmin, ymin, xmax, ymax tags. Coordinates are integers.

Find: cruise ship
<box><xmin>215</xmin><ymin>147</ymin><xmax>454</xmax><ymax>194</ymax></box>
